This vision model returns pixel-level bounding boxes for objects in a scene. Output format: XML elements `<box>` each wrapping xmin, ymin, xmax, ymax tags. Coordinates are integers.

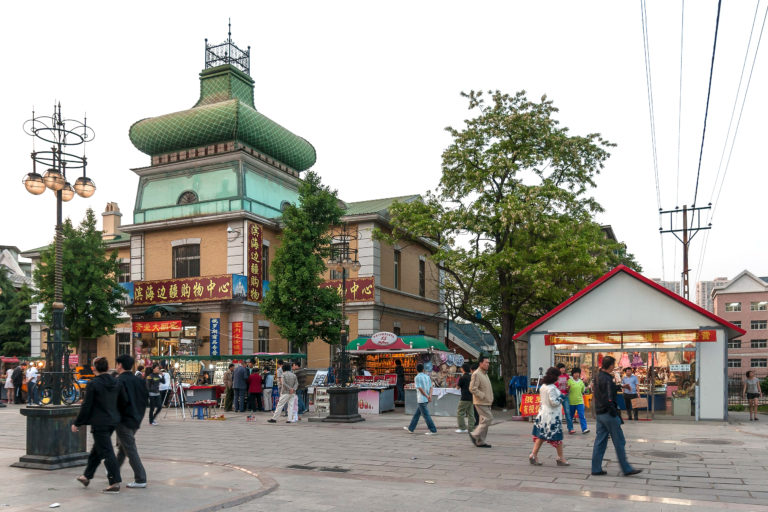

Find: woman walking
<box><xmin>529</xmin><ymin>367</ymin><xmax>569</xmax><ymax>466</ymax></box>
<box><xmin>743</xmin><ymin>371</ymin><xmax>763</xmax><ymax>421</ymax></box>
<box><xmin>4</xmin><ymin>367</ymin><xmax>14</xmax><ymax>405</ymax></box>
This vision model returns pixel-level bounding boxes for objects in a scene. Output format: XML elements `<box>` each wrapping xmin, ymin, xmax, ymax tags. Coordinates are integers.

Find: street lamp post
<box><xmin>13</xmin><ymin>103</ymin><xmax>95</xmax><ymax>470</ymax></box>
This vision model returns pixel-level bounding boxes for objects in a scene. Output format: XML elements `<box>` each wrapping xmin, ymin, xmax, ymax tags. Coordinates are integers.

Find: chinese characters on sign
<box><xmin>320</xmin><ymin>276</ymin><xmax>375</xmax><ymax>302</ymax></box>
<box><xmin>210</xmin><ymin>318</ymin><xmax>220</xmax><ymax>356</ymax></box>
<box><xmin>232</xmin><ymin>321</ymin><xmax>243</xmax><ymax>355</ymax></box>
<box><xmin>247</xmin><ymin>222</ymin><xmax>263</xmax><ymax>302</ymax></box>
<box><xmin>544</xmin><ymin>329</ymin><xmax>718</xmax><ymax>346</ymax></box>
<box><xmin>520</xmin><ymin>393</ymin><xmax>541</xmax><ymax>417</ymax></box>
<box><xmin>133</xmin><ymin>275</ymin><xmax>233</xmax><ymax>306</ymax></box>
<box><xmin>132</xmin><ymin>320</ymin><xmax>183</xmax><ymax>333</ymax></box>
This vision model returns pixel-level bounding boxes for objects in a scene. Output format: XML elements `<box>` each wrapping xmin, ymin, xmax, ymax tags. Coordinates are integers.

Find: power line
<box><xmin>673</xmin><ymin>0</ymin><xmax>685</xmax><ymax>284</ymax></box>
<box><xmin>691</xmin><ymin>0</ymin><xmax>723</xmax><ymax>208</ymax></box>
<box><xmin>694</xmin><ymin>1</ymin><xmax>767</xmax><ymax>284</ymax></box>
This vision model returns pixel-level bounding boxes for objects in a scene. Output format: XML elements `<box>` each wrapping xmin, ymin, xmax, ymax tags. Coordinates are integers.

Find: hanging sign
<box><xmin>210</xmin><ymin>318</ymin><xmax>220</xmax><ymax>356</ymax></box>
<box><xmin>132</xmin><ymin>320</ymin><xmax>183</xmax><ymax>333</ymax></box>
<box><xmin>371</xmin><ymin>332</ymin><xmax>398</xmax><ymax>346</ymax></box>
<box><xmin>247</xmin><ymin>222</ymin><xmax>264</xmax><ymax>302</ymax></box>
<box><xmin>133</xmin><ymin>275</ymin><xmax>233</xmax><ymax>306</ymax></box>
<box><xmin>320</xmin><ymin>276</ymin><xmax>375</xmax><ymax>302</ymax></box>
<box><xmin>545</xmin><ymin>329</ymin><xmax>718</xmax><ymax>346</ymax></box>
<box><xmin>520</xmin><ymin>393</ymin><xmax>541</xmax><ymax>417</ymax></box>
<box><xmin>232</xmin><ymin>321</ymin><xmax>243</xmax><ymax>355</ymax></box>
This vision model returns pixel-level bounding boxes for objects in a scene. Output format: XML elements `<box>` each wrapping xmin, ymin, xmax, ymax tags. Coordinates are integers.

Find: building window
<box><xmin>727</xmin><ymin>359</ymin><xmax>742</xmax><ymax>368</ymax></box>
<box><xmin>258</xmin><ymin>326</ymin><xmax>269</xmax><ymax>353</ymax></box>
<box><xmin>262</xmin><ymin>244</ymin><xmax>270</xmax><ymax>280</ymax></box>
<box><xmin>728</xmin><ymin>339</ymin><xmax>741</xmax><ymax>349</ymax></box>
<box><xmin>751</xmin><ymin>301</ymin><xmax>768</xmax><ymax>311</ymax></box>
<box><xmin>173</xmin><ymin>244</ymin><xmax>200</xmax><ymax>278</ymax></box>
<box><xmin>751</xmin><ymin>320</ymin><xmax>767</xmax><ymax>330</ymax></box>
<box><xmin>393</xmin><ymin>250</ymin><xmax>401</xmax><ymax>290</ymax></box>
<box><xmin>330</xmin><ymin>269</ymin><xmax>343</xmax><ymax>280</ymax></box>
<box><xmin>177</xmin><ymin>190</ymin><xmax>198</xmax><ymax>205</ymax></box>
<box><xmin>116</xmin><ymin>333</ymin><xmax>131</xmax><ymax>358</ymax></box>
<box><xmin>725</xmin><ymin>302</ymin><xmax>741</xmax><ymax>312</ymax></box>
<box><xmin>732</xmin><ymin>321</ymin><xmax>741</xmax><ymax>328</ymax></box>
<box><xmin>419</xmin><ymin>260</ymin><xmax>425</xmax><ymax>297</ymax></box>
<box><xmin>118</xmin><ymin>262</ymin><xmax>131</xmax><ymax>283</ymax></box>
<box><xmin>393</xmin><ymin>326</ymin><xmax>401</xmax><ymax>336</ymax></box>
<box><xmin>751</xmin><ymin>339</ymin><xmax>767</xmax><ymax>349</ymax></box>
<box><xmin>751</xmin><ymin>358</ymin><xmax>767</xmax><ymax>368</ymax></box>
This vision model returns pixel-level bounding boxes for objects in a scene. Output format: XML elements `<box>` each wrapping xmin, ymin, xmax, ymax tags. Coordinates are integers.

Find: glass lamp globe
<box><xmin>43</xmin><ymin>168</ymin><xmax>66</xmax><ymax>191</ymax></box>
<box><xmin>73</xmin><ymin>176</ymin><xmax>96</xmax><ymax>198</ymax></box>
<box><xmin>60</xmin><ymin>182</ymin><xmax>75</xmax><ymax>202</ymax></box>
<box><xmin>23</xmin><ymin>172</ymin><xmax>46</xmax><ymax>195</ymax></box>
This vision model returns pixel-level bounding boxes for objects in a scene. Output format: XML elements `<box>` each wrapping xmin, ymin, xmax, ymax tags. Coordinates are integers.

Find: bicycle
<box><xmin>38</xmin><ymin>374</ymin><xmax>83</xmax><ymax>405</ymax></box>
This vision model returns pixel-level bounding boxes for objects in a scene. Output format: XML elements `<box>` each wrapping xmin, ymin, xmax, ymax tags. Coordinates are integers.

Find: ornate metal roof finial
<box><xmin>204</xmin><ymin>20</ymin><xmax>250</xmax><ymax>75</ymax></box>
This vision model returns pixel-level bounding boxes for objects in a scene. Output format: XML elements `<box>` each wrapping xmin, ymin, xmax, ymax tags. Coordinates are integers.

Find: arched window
<box><xmin>177</xmin><ymin>190</ymin><xmax>199</xmax><ymax>205</ymax></box>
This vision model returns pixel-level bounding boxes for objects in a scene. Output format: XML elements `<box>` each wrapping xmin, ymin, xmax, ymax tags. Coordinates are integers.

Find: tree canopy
<box><xmin>384</xmin><ymin>90</ymin><xmax>640</xmax><ymax>389</ymax></box>
<box><xmin>0</xmin><ymin>267</ymin><xmax>33</xmax><ymax>356</ymax></box>
<box><xmin>33</xmin><ymin>208</ymin><xmax>125</xmax><ymax>345</ymax></box>
<box><xmin>262</xmin><ymin>171</ymin><xmax>344</xmax><ymax>351</ymax></box>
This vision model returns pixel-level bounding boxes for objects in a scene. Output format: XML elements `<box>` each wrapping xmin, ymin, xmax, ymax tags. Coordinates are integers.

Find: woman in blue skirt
<box><xmin>529</xmin><ymin>366</ymin><xmax>570</xmax><ymax>466</ymax></box>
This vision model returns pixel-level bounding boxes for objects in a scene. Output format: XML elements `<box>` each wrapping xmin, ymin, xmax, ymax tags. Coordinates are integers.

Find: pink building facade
<box><xmin>712</xmin><ymin>270</ymin><xmax>768</xmax><ymax>377</ymax></box>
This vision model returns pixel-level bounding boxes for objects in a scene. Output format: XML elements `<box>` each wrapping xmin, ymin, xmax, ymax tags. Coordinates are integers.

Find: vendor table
<box><xmin>185</xmin><ymin>385</ymin><xmax>223</xmax><ymax>402</ymax></box>
<box><xmin>357</xmin><ymin>387</ymin><xmax>395</xmax><ymax>415</ymax></box>
<box><xmin>404</xmin><ymin>388</ymin><xmax>461</xmax><ymax>417</ymax></box>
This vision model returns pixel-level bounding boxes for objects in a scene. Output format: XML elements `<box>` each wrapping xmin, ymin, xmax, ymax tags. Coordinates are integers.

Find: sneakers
<box><xmin>455</xmin><ymin>429</ymin><xmax>468</xmax><ymax>433</ymax></box>
<box><xmin>126</xmin><ymin>482</ymin><xmax>147</xmax><ymax>488</ymax></box>
<box><xmin>150</xmin><ymin>421</ymin><xmax>158</xmax><ymax>426</ymax></box>
<box><xmin>102</xmin><ymin>484</ymin><xmax>120</xmax><ymax>494</ymax></box>
<box><xmin>582</xmin><ymin>429</ymin><xmax>590</xmax><ymax>434</ymax></box>
<box><xmin>424</xmin><ymin>431</ymin><xmax>438</xmax><ymax>436</ymax></box>
<box><xmin>403</xmin><ymin>426</ymin><xmax>413</xmax><ymax>433</ymax></box>
<box><xmin>76</xmin><ymin>476</ymin><xmax>90</xmax><ymax>487</ymax></box>
<box><xmin>267</xmin><ymin>419</ymin><xmax>277</xmax><ymax>423</ymax></box>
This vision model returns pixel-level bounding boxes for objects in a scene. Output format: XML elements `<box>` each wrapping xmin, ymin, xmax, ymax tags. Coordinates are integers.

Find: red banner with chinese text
<box><xmin>132</xmin><ymin>320</ymin><xmax>183</xmax><ymax>333</ymax></box>
<box><xmin>133</xmin><ymin>275</ymin><xmax>233</xmax><ymax>306</ymax></box>
<box><xmin>520</xmin><ymin>393</ymin><xmax>541</xmax><ymax>417</ymax></box>
<box><xmin>247</xmin><ymin>222</ymin><xmax>264</xmax><ymax>302</ymax></box>
<box><xmin>232</xmin><ymin>321</ymin><xmax>243</xmax><ymax>355</ymax></box>
<box><xmin>320</xmin><ymin>277</ymin><xmax>375</xmax><ymax>302</ymax></box>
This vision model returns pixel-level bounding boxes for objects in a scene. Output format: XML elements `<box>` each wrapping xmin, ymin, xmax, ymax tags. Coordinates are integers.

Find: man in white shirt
<box><xmin>158</xmin><ymin>365</ymin><xmax>171</xmax><ymax>406</ymax></box>
<box><xmin>25</xmin><ymin>364</ymin><xmax>40</xmax><ymax>405</ymax></box>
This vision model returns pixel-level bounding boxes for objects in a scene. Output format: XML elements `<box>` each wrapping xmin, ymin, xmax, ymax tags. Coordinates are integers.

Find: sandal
<box><xmin>556</xmin><ymin>458</ymin><xmax>570</xmax><ymax>466</ymax></box>
<box><xmin>76</xmin><ymin>475</ymin><xmax>90</xmax><ymax>487</ymax></box>
<box><xmin>528</xmin><ymin>454</ymin><xmax>542</xmax><ymax>466</ymax></box>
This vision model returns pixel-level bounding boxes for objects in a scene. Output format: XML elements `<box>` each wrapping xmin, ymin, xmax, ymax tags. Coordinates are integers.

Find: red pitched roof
<box><xmin>513</xmin><ymin>265</ymin><xmax>746</xmax><ymax>340</ymax></box>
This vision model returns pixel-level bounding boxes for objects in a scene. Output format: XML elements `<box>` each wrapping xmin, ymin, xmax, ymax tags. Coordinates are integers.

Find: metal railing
<box><xmin>727</xmin><ymin>371</ymin><xmax>767</xmax><ymax>405</ymax></box>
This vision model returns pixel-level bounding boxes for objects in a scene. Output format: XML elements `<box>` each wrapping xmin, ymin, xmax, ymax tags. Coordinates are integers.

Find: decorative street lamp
<box><xmin>13</xmin><ymin>103</ymin><xmax>95</xmax><ymax>470</ymax></box>
<box><xmin>323</xmin><ymin>224</ymin><xmax>364</xmax><ymax>423</ymax></box>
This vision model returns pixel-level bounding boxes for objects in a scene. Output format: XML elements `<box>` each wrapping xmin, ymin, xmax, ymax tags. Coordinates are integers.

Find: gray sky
<box><xmin>2</xmin><ymin>1</ymin><xmax>765</xmax><ymax>284</ymax></box>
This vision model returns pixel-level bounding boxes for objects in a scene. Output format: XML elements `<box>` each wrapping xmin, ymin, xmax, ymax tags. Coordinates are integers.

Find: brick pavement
<box><xmin>2</xmin><ymin>404</ymin><xmax>767</xmax><ymax>511</ymax></box>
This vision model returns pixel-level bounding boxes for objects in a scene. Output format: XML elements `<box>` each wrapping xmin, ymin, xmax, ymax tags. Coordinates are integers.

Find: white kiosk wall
<box><xmin>697</xmin><ymin>328</ymin><xmax>727</xmax><ymax>420</ymax></box>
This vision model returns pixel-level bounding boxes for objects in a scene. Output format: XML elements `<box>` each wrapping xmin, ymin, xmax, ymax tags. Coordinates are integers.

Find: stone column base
<box><xmin>323</xmin><ymin>387</ymin><xmax>365</xmax><ymax>423</ymax></box>
<box><xmin>11</xmin><ymin>405</ymin><xmax>88</xmax><ymax>470</ymax></box>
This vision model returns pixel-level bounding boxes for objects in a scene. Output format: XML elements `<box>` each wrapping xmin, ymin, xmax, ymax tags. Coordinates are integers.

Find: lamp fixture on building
<box><xmin>329</xmin><ymin>224</ymin><xmax>361</xmax><ymax>387</ymax></box>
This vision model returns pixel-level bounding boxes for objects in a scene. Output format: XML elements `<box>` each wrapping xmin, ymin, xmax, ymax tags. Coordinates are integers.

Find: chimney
<box><xmin>102</xmin><ymin>202</ymin><xmax>122</xmax><ymax>240</ymax></box>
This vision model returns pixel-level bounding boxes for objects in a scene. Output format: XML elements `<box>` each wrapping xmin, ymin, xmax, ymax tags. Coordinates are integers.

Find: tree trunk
<box><xmin>498</xmin><ymin>311</ymin><xmax>518</xmax><ymax>412</ymax></box>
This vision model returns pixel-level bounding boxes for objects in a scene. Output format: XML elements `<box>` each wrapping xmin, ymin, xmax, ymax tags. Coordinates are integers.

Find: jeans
<box><xmin>456</xmin><ymin>400</ymin><xmax>476</xmax><ymax>431</ymax></box>
<box><xmin>148</xmin><ymin>395</ymin><xmax>162</xmax><ymax>424</ymax></box>
<box><xmin>234</xmin><ymin>387</ymin><xmax>247</xmax><ymax>412</ymax></box>
<box><xmin>297</xmin><ymin>391</ymin><xmax>307</xmax><ymax>413</ymax></box>
<box><xmin>562</xmin><ymin>396</ymin><xmax>573</xmax><ymax>431</ymax></box>
<box><xmin>27</xmin><ymin>382</ymin><xmax>38</xmax><ymax>405</ymax></box>
<box><xmin>84</xmin><ymin>425</ymin><xmax>121</xmax><ymax>485</ymax></box>
<box><xmin>592</xmin><ymin>413</ymin><xmax>634</xmax><ymax>474</ymax></box>
<box><xmin>115</xmin><ymin>423</ymin><xmax>146</xmax><ymax>483</ymax></box>
<box><xmin>624</xmin><ymin>393</ymin><xmax>639</xmax><ymax>420</ymax></box>
<box><xmin>569</xmin><ymin>403</ymin><xmax>588</xmax><ymax>431</ymax></box>
<box><xmin>396</xmin><ymin>384</ymin><xmax>405</xmax><ymax>402</ymax></box>
<box><xmin>408</xmin><ymin>402</ymin><xmax>437</xmax><ymax>433</ymax></box>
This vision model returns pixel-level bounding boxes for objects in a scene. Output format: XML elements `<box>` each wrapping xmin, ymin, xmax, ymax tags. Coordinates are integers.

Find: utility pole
<box><xmin>659</xmin><ymin>204</ymin><xmax>711</xmax><ymax>301</ymax></box>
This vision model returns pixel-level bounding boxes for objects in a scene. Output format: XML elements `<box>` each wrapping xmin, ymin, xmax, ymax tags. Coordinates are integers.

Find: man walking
<box><xmin>72</xmin><ymin>356</ymin><xmax>122</xmax><ymax>493</ymax></box>
<box><xmin>115</xmin><ymin>354</ymin><xmax>148</xmax><ymax>488</ymax></box>
<box><xmin>591</xmin><ymin>356</ymin><xmax>641</xmax><ymax>477</ymax></box>
<box><xmin>469</xmin><ymin>355</ymin><xmax>493</xmax><ymax>448</ymax></box>
<box><xmin>233</xmin><ymin>361</ymin><xmax>249</xmax><ymax>413</ymax></box>
<box><xmin>568</xmin><ymin>368</ymin><xmax>590</xmax><ymax>434</ymax></box>
<box><xmin>621</xmin><ymin>367</ymin><xmax>640</xmax><ymax>421</ymax></box>
<box><xmin>223</xmin><ymin>363</ymin><xmax>234</xmax><ymax>411</ymax></box>
<box><xmin>404</xmin><ymin>363</ymin><xmax>438</xmax><ymax>435</ymax></box>
<box><xmin>25</xmin><ymin>362</ymin><xmax>39</xmax><ymax>405</ymax></box>
<box><xmin>455</xmin><ymin>363</ymin><xmax>475</xmax><ymax>433</ymax></box>
<box><xmin>11</xmin><ymin>363</ymin><xmax>25</xmax><ymax>404</ymax></box>
<box><xmin>268</xmin><ymin>363</ymin><xmax>298</xmax><ymax>423</ymax></box>
<box><xmin>146</xmin><ymin>366</ymin><xmax>162</xmax><ymax>425</ymax></box>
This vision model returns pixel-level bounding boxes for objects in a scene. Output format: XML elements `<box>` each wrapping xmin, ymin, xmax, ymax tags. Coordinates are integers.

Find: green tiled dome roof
<box><xmin>129</xmin><ymin>65</ymin><xmax>316</xmax><ymax>171</ymax></box>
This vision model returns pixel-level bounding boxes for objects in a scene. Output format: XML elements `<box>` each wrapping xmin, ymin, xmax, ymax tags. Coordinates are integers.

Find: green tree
<box><xmin>0</xmin><ymin>267</ymin><xmax>33</xmax><ymax>356</ymax></box>
<box><xmin>33</xmin><ymin>209</ymin><xmax>125</xmax><ymax>348</ymax></box>
<box><xmin>383</xmin><ymin>90</ymin><xmax>640</xmax><ymax>394</ymax></box>
<box><xmin>262</xmin><ymin>171</ymin><xmax>344</xmax><ymax>355</ymax></box>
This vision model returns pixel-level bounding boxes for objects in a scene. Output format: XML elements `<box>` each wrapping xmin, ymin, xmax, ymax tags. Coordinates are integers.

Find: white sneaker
<box><xmin>455</xmin><ymin>429</ymin><xmax>468</xmax><ymax>433</ymax></box>
<box><xmin>151</xmin><ymin>422</ymin><xmax>158</xmax><ymax>426</ymax></box>
<box><xmin>403</xmin><ymin>426</ymin><xmax>413</xmax><ymax>433</ymax></box>
<box><xmin>425</xmin><ymin>431</ymin><xmax>438</xmax><ymax>436</ymax></box>
<box><xmin>126</xmin><ymin>482</ymin><xmax>147</xmax><ymax>488</ymax></box>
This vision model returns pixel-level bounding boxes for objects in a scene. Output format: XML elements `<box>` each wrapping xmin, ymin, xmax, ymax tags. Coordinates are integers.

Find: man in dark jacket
<box><xmin>11</xmin><ymin>364</ymin><xmax>25</xmax><ymax>404</ymax></box>
<box><xmin>115</xmin><ymin>354</ymin><xmax>148</xmax><ymax>488</ymax></box>
<box><xmin>72</xmin><ymin>356</ymin><xmax>123</xmax><ymax>493</ymax></box>
<box><xmin>233</xmin><ymin>361</ymin><xmax>249</xmax><ymax>413</ymax></box>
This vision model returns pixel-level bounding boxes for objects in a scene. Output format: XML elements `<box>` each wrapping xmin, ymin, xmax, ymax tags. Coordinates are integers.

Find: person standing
<box><xmin>268</xmin><ymin>363</ymin><xmax>298</xmax><ymax>423</ymax></box>
<box><xmin>555</xmin><ymin>363</ymin><xmax>572</xmax><ymax>434</ymax></box>
<box><xmin>529</xmin><ymin>366</ymin><xmax>569</xmax><ymax>466</ymax></box>
<box><xmin>743</xmin><ymin>370</ymin><xmax>763</xmax><ymax>421</ymax></box>
<box><xmin>233</xmin><ymin>361</ymin><xmax>249</xmax><ymax>413</ymax></box>
<box><xmin>568</xmin><ymin>368</ymin><xmax>590</xmax><ymax>434</ymax></box>
<box><xmin>248</xmin><ymin>366</ymin><xmax>263</xmax><ymax>412</ymax></box>
<box><xmin>158</xmin><ymin>365</ymin><xmax>171</xmax><ymax>407</ymax></box>
<box><xmin>72</xmin><ymin>356</ymin><xmax>122</xmax><ymax>494</ymax></box>
<box><xmin>223</xmin><ymin>363</ymin><xmax>234</xmax><ymax>411</ymax></box>
<box><xmin>262</xmin><ymin>369</ymin><xmax>274</xmax><ymax>412</ymax></box>
<box><xmin>591</xmin><ymin>355</ymin><xmax>641</xmax><ymax>476</ymax></box>
<box><xmin>145</xmin><ymin>366</ymin><xmax>162</xmax><ymax>426</ymax></box>
<box><xmin>292</xmin><ymin>362</ymin><xmax>307</xmax><ymax>414</ymax></box>
<box><xmin>468</xmin><ymin>356</ymin><xmax>493</xmax><ymax>447</ymax></box>
<box><xmin>4</xmin><ymin>367</ymin><xmax>14</xmax><ymax>405</ymax></box>
<box><xmin>11</xmin><ymin>363</ymin><xmax>25</xmax><ymax>404</ymax></box>
<box><xmin>134</xmin><ymin>365</ymin><xmax>144</xmax><ymax>378</ymax></box>
<box><xmin>454</xmin><ymin>363</ymin><xmax>475</xmax><ymax>433</ymax></box>
<box><xmin>25</xmin><ymin>363</ymin><xmax>40</xmax><ymax>406</ymax></box>
<box><xmin>394</xmin><ymin>359</ymin><xmax>405</xmax><ymax>403</ymax></box>
<box><xmin>115</xmin><ymin>354</ymin><xmax>148</xmax><ymax>488</ymax></box>
<box><xmin>404</xmin><ymin>363</ymin><xmax>438</xmax><ymax>435</ymax></box>
<box><xmin>621</xmin><ymin>367</ymin><xmax>640</xmax><ymax>421</ymax></box>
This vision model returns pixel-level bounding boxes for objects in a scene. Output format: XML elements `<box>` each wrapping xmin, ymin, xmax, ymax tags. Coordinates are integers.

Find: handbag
<box><xmin>631</xmin><ymin>397</ymin><xmax>648</xmax><ymax>409</ymax></box>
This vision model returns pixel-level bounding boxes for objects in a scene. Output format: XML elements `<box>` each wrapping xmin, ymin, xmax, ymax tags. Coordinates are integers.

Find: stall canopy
<box><xmin>347</xmin><ymin>335</ymin><xmax>449</xmax><ymax>352</ymax></box>
<box><xmin>149</xmin><ymin>353</ymin><xmax>306</xmax><ymax>361</ymax></box>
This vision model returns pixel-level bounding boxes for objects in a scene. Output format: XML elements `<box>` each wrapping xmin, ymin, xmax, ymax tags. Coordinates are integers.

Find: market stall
<box><xmin>353</xmin><ymin>375</ymin><xmax>396</xmax><ymax>414</ymax></box>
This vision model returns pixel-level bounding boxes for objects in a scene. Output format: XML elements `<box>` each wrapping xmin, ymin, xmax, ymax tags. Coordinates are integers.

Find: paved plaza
<box><xmin>1</xmin><ymin>405</ymin><xmax>767</xmax><ymax>511</ymax></box>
